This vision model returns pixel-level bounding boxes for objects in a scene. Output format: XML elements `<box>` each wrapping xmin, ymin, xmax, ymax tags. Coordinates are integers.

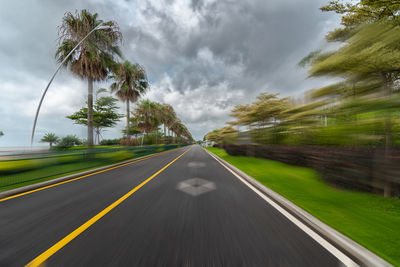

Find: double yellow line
<box><xmin>1</xmin><ymin>147</ymin><xmax>182</xmax><ymax>203</ymax></box>
<box><xmin>26</xmin><ymin>147</ymin><xmax>191</xmax><ymax>267</ymax></box>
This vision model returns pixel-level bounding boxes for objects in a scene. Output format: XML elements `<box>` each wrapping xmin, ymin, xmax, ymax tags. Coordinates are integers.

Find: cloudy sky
<box><xmin>0</xmin><ymin>0</ymin><xmax>340</xmax><ymax>147</ymax></box>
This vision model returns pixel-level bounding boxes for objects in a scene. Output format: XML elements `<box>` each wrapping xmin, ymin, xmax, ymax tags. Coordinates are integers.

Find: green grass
<box><xmin>0</xmin><ymin>161</ymin><xmax>110</xmax><ymax>192</ymax></box>
<box><xmin>0</xmin><ymin>145</ymin><xmax>183</xmax><ymax>192</ymax></box>
<box><xmin>207</xmin><ymin>147</ymin><xmax>400</xmax><ymax>266</ymax></box>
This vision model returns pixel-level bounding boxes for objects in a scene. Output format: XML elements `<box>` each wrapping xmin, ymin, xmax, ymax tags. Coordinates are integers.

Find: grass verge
<box><xmin>0</xmin><ymin>145</ymin><xmax>182</xmax><ymax>192</ymax></box>
<box><xmin>207</xmin><ymin>147</ymin><xmax>400</xmax><ymax>266</ymax></box>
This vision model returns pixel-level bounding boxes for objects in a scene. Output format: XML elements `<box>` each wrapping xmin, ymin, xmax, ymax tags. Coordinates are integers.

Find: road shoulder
<box><xmin>204</xmin><ymin>147</ymin><xmax>392</xmax><ymax>267</ymax></box>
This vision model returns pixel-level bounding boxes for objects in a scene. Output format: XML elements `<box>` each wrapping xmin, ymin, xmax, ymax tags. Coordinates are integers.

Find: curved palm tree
<box><xmin>110</xmin><ymin>61</ymin><xmax>148</xmax><ymax>140</ymax></box>
<box><xmin>56</xmin><ymin>10</ymin><xmax>122</xmax><ymax>147</ymax></box>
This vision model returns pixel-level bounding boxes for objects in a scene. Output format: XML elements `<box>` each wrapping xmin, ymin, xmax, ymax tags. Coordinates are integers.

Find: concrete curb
<box><xmin>204</xmin><ymin>148</ymin><xmax>392</xmax><ymax>267</ymax></box>
<box><xmin>0</xmin><ymin>147</ymin><xmax>184</xmax><ymax>200</ymax></box>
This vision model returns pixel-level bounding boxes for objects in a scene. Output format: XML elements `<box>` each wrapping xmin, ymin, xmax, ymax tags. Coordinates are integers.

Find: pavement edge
<box><xmin>204</xmin><ymin>147</ymin><xmax>392</xmax><ymax>267</ymax></box>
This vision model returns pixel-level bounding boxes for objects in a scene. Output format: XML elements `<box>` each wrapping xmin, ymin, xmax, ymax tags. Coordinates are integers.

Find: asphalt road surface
<box><xmin>0</xmin><ymin>145</ymin><xmax>351</xmax><ymax>266</ymax></box>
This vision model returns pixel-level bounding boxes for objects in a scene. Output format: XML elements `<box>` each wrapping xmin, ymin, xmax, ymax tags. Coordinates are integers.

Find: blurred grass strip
<box><xmin>0</xmin><ymin>145</ymin><xmax>183</xmax><ymax>191</ymax></box>
<box><xmin>207</xmin><ymin>147</ymin><xmax>400</xmax><ymax>266</ymax></box>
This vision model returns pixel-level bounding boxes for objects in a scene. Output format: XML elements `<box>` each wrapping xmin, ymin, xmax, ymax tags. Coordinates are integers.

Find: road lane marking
<box><xmin>205</xmin><ymin>149</ymin><xmax>358</xmax><ymax>267</ymax></box>
<box><xmin>25</xmin><ymin>146</ymin><xmax>192</xmax><ymax>267</ymax></box>
<box><xmin>0</xmin><ymin>148</ymin><xmax>184</xmax><ymax>203</ymax></box>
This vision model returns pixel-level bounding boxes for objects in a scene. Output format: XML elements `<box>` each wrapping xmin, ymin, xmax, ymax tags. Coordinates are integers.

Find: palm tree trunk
<box><xmin>87</xmin><ymin>78</ymin><xmax>94</xmax><ymax>148</ymax></box>
<box><xmin>164</xmin><ymin>125</ymin><xmax>166</xmax><ymax>144</ymax></box>
<box><xmin>96</xmin><ymin>128</ymin><xmax>100</xmax><ymax>145</ymax></box>
<box><xmin>126</xmin><ymin>99</ymin><xmax>130</xmax><ymax>140</ymax></box>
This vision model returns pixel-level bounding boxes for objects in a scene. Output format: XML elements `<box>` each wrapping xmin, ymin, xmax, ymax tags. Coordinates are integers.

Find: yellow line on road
<box><xmin>0</xmin><ymin>148</ymin><xmax>182</xmax><ymax>202</ymax></box>
<box><xmin>25</xmin><ymin>147</ymin><xmax>191</xmax><ymax>267</ymax></box>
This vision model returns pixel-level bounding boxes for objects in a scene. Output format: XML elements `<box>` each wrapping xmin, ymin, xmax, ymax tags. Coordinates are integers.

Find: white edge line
<box><xmin>205</xmin><ymin>149</ymin><xmax>359</xmax><ymax>267</ymax></box>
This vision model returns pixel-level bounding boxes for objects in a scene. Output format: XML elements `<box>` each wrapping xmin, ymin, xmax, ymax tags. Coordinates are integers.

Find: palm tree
<box><xmin>56</xmin><ymin>10</ymin><xmax>122</xmax><ymax>147</ymax></box>
<box><xmin>135</xmin><ymin>100</ymin><xmax>160</xmax><ymax>137</ymax></box>
<box><xmin>41</xmin><ymin>133</ymin><xmax>59</xmax><ymax>149</ymax></box>
<box><xmin>110</xmin><ymin>61</ymin><xmax>148</xmax><ymax>140</ymax></box>
<box><xmin>163</xmin><ymin>104</ymin><xmax>177</xmax><ymax>143</ymax></box>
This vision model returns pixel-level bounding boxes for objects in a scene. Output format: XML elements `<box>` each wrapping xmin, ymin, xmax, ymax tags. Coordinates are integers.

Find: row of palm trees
<box><xmin>133</xmin><ymin>100</ymin><xmax>193</xmax><ymax>143</ymax></box>
<box><xmin>55</xmin><ymin>10</ymin><xmax>192</xmax><ymax>146</ymax></box>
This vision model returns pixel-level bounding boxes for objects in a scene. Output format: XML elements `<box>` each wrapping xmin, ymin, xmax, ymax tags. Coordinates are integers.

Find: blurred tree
<box><xmin>321</xmin><ymin>0</ymin><xmax>400</xmax><ymax>42</ymax></box>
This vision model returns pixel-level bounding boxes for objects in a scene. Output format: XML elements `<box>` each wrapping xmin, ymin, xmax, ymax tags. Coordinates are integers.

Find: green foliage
<box><xmin>310</xmin><ymin>23</ymin><xmax>400</xmax><ymax>78</ymax></box>
<box><xmin>40</xmin><ymin>133</ymin><xmax>60</xmax><ymax>148</ymax></box>
<box><xmin>0</xmin><ymin>145</ymin><xmax>184</xmax><ymax>191</ymax></box>
<box><xmin>133</xmin><ymin>99</ymin><xmax>193</xmax><ymax>143</ymax></box>
<box><xmin>298</xmin><ymin>50</ymin><xmax>321</xmax><ymax>67</ymax></box>
<box><xmin>100</xmin><ymin>138</ymin><xmax>121</xmax><ymax>145</ymax></box>
<box><xmin>56</xmin><ymin>10</ymin><xmax>122</xmax><ymax>81</ymax></box>
<box><xmin>67</xmin><ymin>92</ymin><xmax>123</xmax><ymax>144</ymax></box>
<box><xmin>95</xmin><ymin>150</ymin><xmax>133</xmax><ymax>162</ymax></box>
<box><xmin>121</xmin><ymin>115</ymin><xmax>142</xmax><ymax>137</ymax></box>
<box><xmin>135</xmin><ymin>99</ymin><xmax>161</xmax><ymax>134</ymax></box>
<box><xmin>0</xmin><ymin>131</ymin><xmax>3</xmax><ymax>137</ymax></box>
<box><xmin>110</xmin><ymin>61</ymin><xmax>148</xmax><ymax>102</ymax></box>
<box><xmin>110</xmin><ymin>60</ymin><xmax>149</xmax><ymax>139</ymax></box>
<box><xmin>205</xmin><ymin>1</ymin><xmax>400</xmax><ymax>147</ymax></box>
<box><xmin>56</xmin><ymin>135</ymin><xmax>82</xmax><ymax>149</ymax></box>
<box><xmin>67</xmin><ymin>96</ymin><xmax>122</xmax><ymax>128</ymax></box>
<box><xmin>321</xmin><ymin>0</ymin><xmax>400</xmax><ymax>42</ymax></box>
<box><xmin>0</xmin><ymin>158</ymin><xmax>57</xmax><ymax>174</ymax></box>
<box><xmin>205</xmin><ymin>126</ymin><xmax>238</xmax><ymax>144</ymax></box>
<box><xmin>56</xmin><ymin>10</ymin><xmax>122</xmax><ymax>147</ymax></box>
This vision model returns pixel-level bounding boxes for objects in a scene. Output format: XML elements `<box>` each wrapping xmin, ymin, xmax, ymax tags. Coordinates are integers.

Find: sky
<box><xmin>0</xmin><ymin>0</ymin><xmax>341</xmax><ymax>147</ymax></box>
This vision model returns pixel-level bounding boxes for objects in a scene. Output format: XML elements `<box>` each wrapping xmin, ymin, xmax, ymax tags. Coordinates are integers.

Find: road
<box><xmin>0</xmin><ymin>145</ymin><xmax>350</xmax><ymax>266</ymax></box>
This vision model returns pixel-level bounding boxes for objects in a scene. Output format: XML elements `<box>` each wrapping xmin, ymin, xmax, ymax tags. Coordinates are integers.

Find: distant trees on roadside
<box><xmin>206</xmin><ymin>0</ymin><xmax>400</xmax><ymax>148</ymax></box>
<box><xmin>110</xmin><ymin>61</ymin><xmax>149</xmax><ymax>140</ymax></box>
<box><xmin>132</xmin><ymin>100</ymin><xmax>193</xmax><ymax>144</ymax></box>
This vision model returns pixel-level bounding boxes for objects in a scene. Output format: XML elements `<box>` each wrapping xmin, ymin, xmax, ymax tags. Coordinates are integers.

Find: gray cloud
<box><xmin>0</xmin><ymin>0</ymin><xmax>340</xmax><ymax>146</ymax></box>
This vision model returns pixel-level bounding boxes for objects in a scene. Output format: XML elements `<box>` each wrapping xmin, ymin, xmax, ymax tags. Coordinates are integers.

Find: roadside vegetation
<box><xmin>205</xmin><ymin>0</ymin><xmax>400</xmax><ymax>197</ymax></box>
<box><xmin>0</xmin><ymin>9</ymin><xmax>194</xmax><ymax>192</ymax></box>
<box><xmin>53</xmin><ymin>10</ymin><xmax>193</xmax><ymax>147</ymax></box>
<box><xmin>203</xmin><ymin>2</ymin><xmax>400</xmax><ymax>263</ymax></box>
<box><xmin>206</xmin><ymin>147</ymin><xmax>400</xmax><ymax>266</ymax></box>
<box><xmin>0</xmin><ymin>144</ymin><xmax>185</xmax><ymax>192</ymax></box>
